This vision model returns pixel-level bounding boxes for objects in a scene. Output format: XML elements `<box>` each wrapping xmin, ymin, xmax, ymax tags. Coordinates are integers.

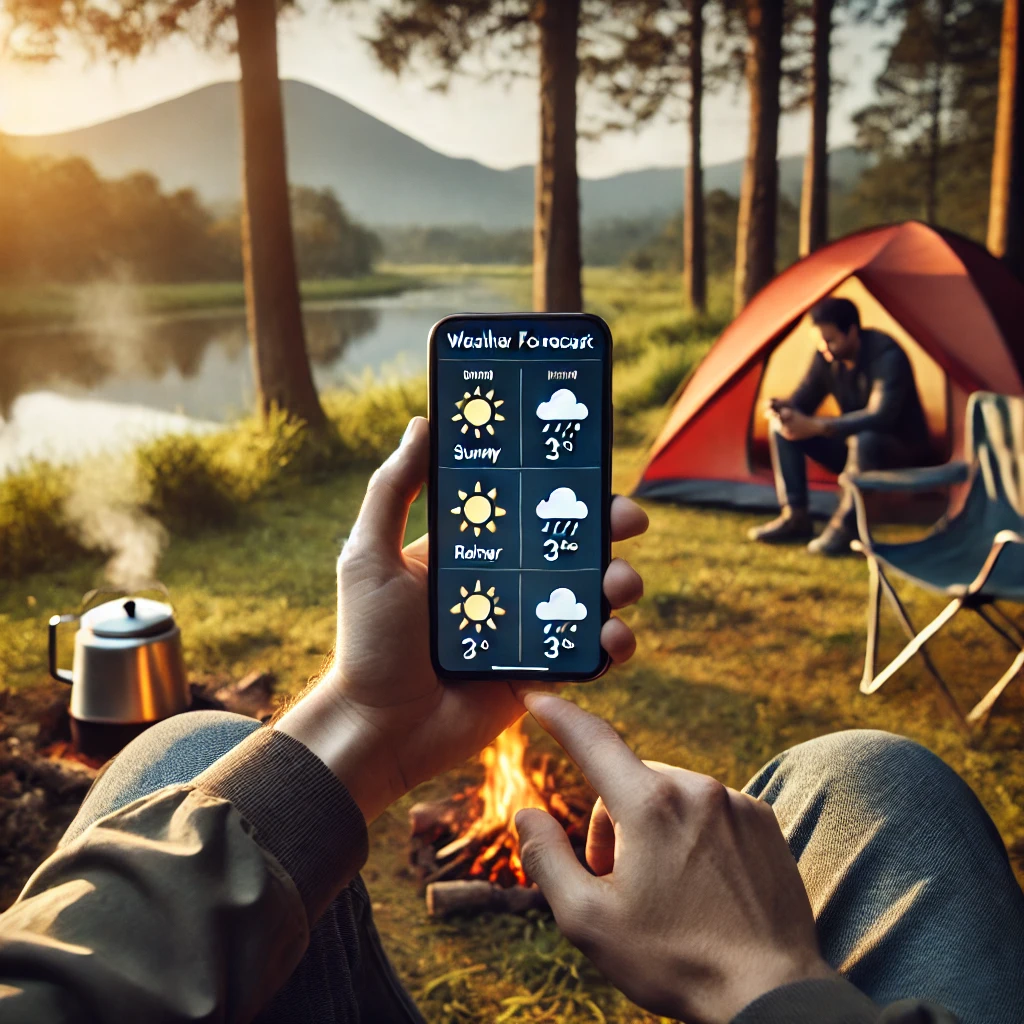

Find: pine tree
<box><xmin>988</xmin><ymin>0</ymin><xmax>1023</xmax><ymax>278</ymax></box>
<box><xmin>734</xmin><ymin>0</ymin><xmax>783</xmax><ymax>312</ymax></box>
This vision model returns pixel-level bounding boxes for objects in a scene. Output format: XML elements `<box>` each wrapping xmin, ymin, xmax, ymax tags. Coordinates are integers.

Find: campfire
<box><xmin>409</xmin><ymin>717</ymin><xmax>594</xmax><ymax>918</ymax></box>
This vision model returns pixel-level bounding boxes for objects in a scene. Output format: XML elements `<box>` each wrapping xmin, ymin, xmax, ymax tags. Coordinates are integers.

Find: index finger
<box><xmin>523</xmin><ymin>693</ymin><xmax>649</xmax><ymax>819</ymax></box>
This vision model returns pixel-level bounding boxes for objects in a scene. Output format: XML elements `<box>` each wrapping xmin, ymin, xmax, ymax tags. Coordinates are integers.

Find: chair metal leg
<box><xmin>974</xmin><ymin>604</ymin><xmax>1024</xmax><ymax>652</ymax></box>
<box><xmin>860</xmin><ymin>569</ymin><xmax>967</xmax><ymax>725</ymax></box>
<box><xmin>860</xmin><ymin>558</ymin><xmax>883</xmax><ymax>690</ymax></box>
<box><xmin>862</xmin><ymin>597</ymin><xmax>961</xmax><ymax>694</ymax></box>
<box><xmin>966</xmin><ymin>647</ymin><xmax>1024</xmax><ymax>726</ymax></box>
<box><xmin>984</xmin><ymin>602</ymin><xmax>1024</xmax><ymax>647</ymax></box>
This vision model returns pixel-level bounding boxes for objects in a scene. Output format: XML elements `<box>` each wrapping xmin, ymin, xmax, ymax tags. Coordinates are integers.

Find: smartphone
<box><xmin>428</xmin><ymin>313</ymin><xmax>613</xmax><ymax>682</ymax></box>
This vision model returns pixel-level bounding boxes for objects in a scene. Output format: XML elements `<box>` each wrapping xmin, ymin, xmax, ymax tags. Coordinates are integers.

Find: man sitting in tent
<box><xmin>749</xmin><ymin>297</ymin><xmax>931</xmax><ymax>555</ymax></box>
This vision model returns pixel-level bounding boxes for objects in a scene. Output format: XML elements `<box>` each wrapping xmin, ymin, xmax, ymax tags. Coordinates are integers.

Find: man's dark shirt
<box><xmin>789</xmin><ymin>328</ymin><xmax>930</xmax><ymax>448</ymax></box>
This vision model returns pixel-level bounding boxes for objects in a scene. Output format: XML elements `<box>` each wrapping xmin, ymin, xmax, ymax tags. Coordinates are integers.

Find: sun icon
<box><xmin>450</xmin><ymin>580</ymin><xmax>506</xmax><ymax>633</ymax></box>
<box><xmin>451</xmin><ymin>482</ymin><xmax>507</xmax><ymax>536</ymax></box>
<box><xmin>452</xmin><ymin>387</ymin><xmax>505</xmax><ymax>438</ymax></box>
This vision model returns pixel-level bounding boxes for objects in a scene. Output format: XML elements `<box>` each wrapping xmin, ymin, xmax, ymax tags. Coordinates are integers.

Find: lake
<box><xmin>0</xmin><ymin>279</ymin><xmax>512</xmax><ymax>473</ymax></box>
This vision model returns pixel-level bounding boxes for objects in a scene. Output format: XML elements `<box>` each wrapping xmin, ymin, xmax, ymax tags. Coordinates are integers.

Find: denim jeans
<box><xmin>62</xmin><ymin>713</ymin><xmax>1024</xmax><ymax>1024</ymax></box>
<box><xmin>770</xmin><ymin>428</ymin><xmax>927</xmax><ymax>529</ymax></box>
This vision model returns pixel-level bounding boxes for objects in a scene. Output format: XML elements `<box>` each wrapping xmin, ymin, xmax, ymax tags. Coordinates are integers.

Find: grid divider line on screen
<box><xmin>518</xmin><ymin>574</ymin><xmax>523</xmax><ymax>662</ymax></box>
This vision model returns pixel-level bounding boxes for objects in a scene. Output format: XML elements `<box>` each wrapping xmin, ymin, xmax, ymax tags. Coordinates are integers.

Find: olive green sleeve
<box><xmin>0</xmin><ymin>728</ymin><xmax>369</xmax><ymax>1023</ymax></box>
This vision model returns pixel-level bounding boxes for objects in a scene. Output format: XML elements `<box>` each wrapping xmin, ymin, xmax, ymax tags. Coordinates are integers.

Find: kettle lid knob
<box><xmin>124</xmin><ymin>600</ymin><xmax>136</xmax><ymax>618</ymax></box>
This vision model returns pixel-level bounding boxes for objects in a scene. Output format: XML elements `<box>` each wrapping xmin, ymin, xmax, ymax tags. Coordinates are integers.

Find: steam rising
<box><xmin>64</xmin><ymin>456</ymin><xmax>168</xmax><ymax>592</ymax></box>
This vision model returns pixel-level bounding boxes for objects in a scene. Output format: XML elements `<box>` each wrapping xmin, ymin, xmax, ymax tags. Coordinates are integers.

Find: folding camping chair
<box><xmin>842</xmin><ymin>392</ymin><xmax>1024</xmax><ymax>728</ymax></box>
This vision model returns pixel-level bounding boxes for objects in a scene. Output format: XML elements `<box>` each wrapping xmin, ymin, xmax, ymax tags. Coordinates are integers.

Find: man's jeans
<box><xmin>771</xmin><ymin>428</ymin><xmax>927</xmax><ymax>529</ymax></box>
<box><xmin>61</xmin><ymin>712</ymin><xmax>1024</xmax><ymax>1023</ymax></box>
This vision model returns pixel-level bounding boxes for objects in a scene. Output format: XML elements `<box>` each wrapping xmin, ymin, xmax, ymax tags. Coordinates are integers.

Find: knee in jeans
<box><xmin>848</xmin><ymin>431</ymin><xmax>887</xmax><ymax>469</ymax></box>
<box><xmin>778</xmin><ymin>729</ymin><xmax>952</xmax><ymax>798</ymax></box>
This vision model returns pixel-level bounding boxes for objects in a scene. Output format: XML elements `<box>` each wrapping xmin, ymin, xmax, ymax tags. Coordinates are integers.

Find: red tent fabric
<box><xmin>635</xmin><ymin>222</ymin><xmax>1024</xmax><ymax>513</ymax></box>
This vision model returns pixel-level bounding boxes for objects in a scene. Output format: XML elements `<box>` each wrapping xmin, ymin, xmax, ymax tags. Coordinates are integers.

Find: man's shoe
<box><xmin>747</xmin><ymin>508</ymin><xmax>813</xmax><ymax>544</ymax></box>
<box><xmin>807</xmin><ymin>522</ymin><xmax>857</xmax><ymax>556</ymax></box>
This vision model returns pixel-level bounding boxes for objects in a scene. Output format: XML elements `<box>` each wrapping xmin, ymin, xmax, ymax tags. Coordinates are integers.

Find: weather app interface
<box><xmin>434</xmin><ymin>316</ymin><xmax>608</xmax><ymax>676</ymax></box>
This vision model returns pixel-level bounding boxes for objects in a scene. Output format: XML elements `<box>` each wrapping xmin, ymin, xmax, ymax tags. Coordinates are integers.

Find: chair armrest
<box><xmin>841</xmin><ymin>461</ymin><xmax>970</xmax><ymax>494</ymax></box>
<box><xmin>966</xmin><ymin>530</ymin><xmax>1024</xmax><ymax>595</ymax></box>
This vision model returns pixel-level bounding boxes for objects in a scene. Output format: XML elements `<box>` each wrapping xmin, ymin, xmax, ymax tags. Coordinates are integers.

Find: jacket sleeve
<box><xmin>788</xmin><ymin>352</ymin><xmax>831</xmax><ymax>415</ymax></box>
<box><xmin>822</xmin><ymin>348</ymin><xmax>914</xmax><ymax>438</ymax></box>
<box><xmin>0</xmin><ymin>727</ymin><xmax>369</xmax><ymax>1024</ymax></box>
<box><xmin>732</xmin><ymin>977</ymin><xmax>959</xmax><ymax>1024</ymax></box>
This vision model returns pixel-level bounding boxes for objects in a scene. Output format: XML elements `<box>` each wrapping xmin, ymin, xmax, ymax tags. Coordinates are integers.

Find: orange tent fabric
<box><xmin>635</xmin><ymin>222</ymin><xmax>1024</xmax><ymax>513</ymax></box>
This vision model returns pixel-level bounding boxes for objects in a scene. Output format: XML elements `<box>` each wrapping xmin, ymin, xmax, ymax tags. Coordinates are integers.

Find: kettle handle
<box><xmin>48</xmin><ymin>614</ymin><xmax>79</xmax><ymax>685</ymax></box>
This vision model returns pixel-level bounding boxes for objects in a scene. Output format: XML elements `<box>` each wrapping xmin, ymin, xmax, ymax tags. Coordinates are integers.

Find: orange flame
<box><xmin>462</xmin><ymin>716</ymin><xmax>546</xmax><ymax>882</ymax></box>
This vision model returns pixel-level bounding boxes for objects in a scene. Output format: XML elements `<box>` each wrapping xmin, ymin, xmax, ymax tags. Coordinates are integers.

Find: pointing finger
<box><xmin>523</xmin><ymin>693</ymin><xmax>648</xmax><ymax>820</ymax></box>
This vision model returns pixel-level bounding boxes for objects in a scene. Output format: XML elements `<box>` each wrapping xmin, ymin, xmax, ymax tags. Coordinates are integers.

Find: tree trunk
<box><xmin>235</xmin><ymin>0</ymin><xmax>326</xmax><ymax>428</ymax></box>
<box><xmin>684</xmin><ymin>0</ymin><xmax>707</xmax><ymax>314</ymax></box>
<box><xmin>734</xmin><ymin>0</ymin><xmax>783</xmax><ymax>314</ymax></box>
<box><xmin>533</xmin><ymin>0</ymin><xmax>583</xmax><ymax>312</ymax></box>
<box><xmin>799</xmin><ymin>0</ymin><xmax>832</xmax><ymax>257</ymax></box>
<box><xmin>924</xmin><ymin>0</ymin><xmax>950</xmax><ymax>225</ymax></box>
<box><xmin>988</xmin><ymin>0</ymin><xmax>1024</xmax><ymax>279</ymax></box>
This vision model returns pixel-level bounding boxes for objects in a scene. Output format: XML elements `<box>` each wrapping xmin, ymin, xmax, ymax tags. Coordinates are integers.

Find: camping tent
<box><xmin>634</xmin><ymin>221</ymin><xmax>1024</xmax><ymax>514</ymax></box>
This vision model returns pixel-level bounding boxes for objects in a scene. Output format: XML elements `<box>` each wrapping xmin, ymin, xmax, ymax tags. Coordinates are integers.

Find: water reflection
<box><xmin>0</xmin><ymin>280</ymin><xmax>512</xmax><ymax>472</ymax></box>
<box><xmin>0</xmin><ymin>305</ymin><xmax>380</xmax><ymax>420</ymax></box>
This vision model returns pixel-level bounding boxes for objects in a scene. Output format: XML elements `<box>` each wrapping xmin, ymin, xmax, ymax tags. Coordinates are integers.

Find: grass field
<box><xmin>1</xmin><ymin>269</ymin><xmax>1022</xmax><ymax>1022</ymax></box>
<box><xmin>0</xmin><ymin>273</ymin><xmax>418</xmax><ymax>330</ymax></box>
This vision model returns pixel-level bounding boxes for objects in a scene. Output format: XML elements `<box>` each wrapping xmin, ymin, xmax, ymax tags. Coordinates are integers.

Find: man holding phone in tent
<box><xmin>749</xmin><ymin>297</ymin><xmax>932</xmax><ymax>555</ymax></box>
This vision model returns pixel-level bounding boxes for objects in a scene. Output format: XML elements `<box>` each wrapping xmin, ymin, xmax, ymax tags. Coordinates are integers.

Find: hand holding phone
<box><xmin>429</xmin><ymin>314</ymin><xmax>614</xmax><ymax>682</ymax></box>
<box><xmin>278</xmin><ymin>417</ymin><xmax>646</xmax><ymax>823</ymax></box>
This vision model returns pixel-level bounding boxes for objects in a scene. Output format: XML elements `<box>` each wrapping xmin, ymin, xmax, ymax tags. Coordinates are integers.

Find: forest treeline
<box><xmin>0</xmin><ymin>144</ymin><xmax>381</xmax><ymax>285</ymax></box>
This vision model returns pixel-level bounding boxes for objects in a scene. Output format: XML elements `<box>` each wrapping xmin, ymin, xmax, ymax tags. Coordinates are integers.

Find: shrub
<box><xmin>135</xmin><ymin>433</ymin><xmax>238</xmax><ymax>534</ymax></box>
<box><xmin>325</xmin><ymin>373</ymin><xmax>428</xmax><ymax>463</ymax></box>
<box><xmin>0</xmin><ymin>462</ymin><xmax>84</xmax><ymax>576</ymax></box>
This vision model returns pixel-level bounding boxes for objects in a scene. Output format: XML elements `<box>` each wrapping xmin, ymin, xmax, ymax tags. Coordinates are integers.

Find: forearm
<box><xmin>0</xmin><ymin>728</ymin><xmax>369</xmax><ymax>1023</ymax></box>
<box><xmin>817</xmin><ymin>408</ymin><xmax>889</xmax><ymax>439</ymax></box>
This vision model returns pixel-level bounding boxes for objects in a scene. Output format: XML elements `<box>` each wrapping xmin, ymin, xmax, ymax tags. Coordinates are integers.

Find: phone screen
<box><xmin>428</xmin><ymin>313</ymin><xmax>612</xmax><ymax>682</ymax></box>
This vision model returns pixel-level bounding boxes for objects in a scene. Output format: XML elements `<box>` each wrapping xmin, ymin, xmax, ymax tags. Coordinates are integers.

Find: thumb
<box><xmin>516</xmin><ymin>808</ymin><xmax>590</xmax><ymax>906</ymax></box>
<box><xmin>349</xmin><ymin>417</ymin><xmax>428</xmax><ymax>555</ymax></box>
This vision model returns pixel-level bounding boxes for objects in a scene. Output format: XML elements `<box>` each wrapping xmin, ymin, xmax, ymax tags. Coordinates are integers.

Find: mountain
<box><xmin>5</xmin><ymin>80</ymin><xmax>867</xmax><ymax>229</ymax></box>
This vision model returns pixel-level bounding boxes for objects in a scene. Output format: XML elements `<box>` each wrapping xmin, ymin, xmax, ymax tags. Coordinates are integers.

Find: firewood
<box><xmin>435</xmin><ymin>823</ymin><xmax>501</xmax><ymax>862</ymax></box>
<box><xmin>426</xmin><ymin>880</ymin><xmax>548</xmax><ymax>918</ymax></box>
<box><xmin>408</xmin><ymin>801</ymin><xmax>453</xmax><ymax>837</ymax></box>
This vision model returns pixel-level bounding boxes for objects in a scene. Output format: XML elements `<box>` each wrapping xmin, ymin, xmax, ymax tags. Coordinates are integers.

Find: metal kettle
<box><xmin>49</xmin><ymin>588</ymin><xmax>190</xmax><ymax>758</ymax></box>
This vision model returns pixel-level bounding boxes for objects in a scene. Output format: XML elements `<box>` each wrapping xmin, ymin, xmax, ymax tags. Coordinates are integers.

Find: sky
<box><xmin>0</xmin><ymin>3</ymin><xmax>896</xmax><ymax>179</ymax></box>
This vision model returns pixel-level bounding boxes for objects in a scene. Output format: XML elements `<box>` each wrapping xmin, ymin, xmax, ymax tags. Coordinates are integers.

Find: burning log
<box><xmin>407</xmin><ymin>718</ymin><xmax>595</xmax><ymax>915</ymax></box>
<box><xmin>426</xmin><ymin>880</ymin><xmax>548</xmax><ymax>919</ymax></box>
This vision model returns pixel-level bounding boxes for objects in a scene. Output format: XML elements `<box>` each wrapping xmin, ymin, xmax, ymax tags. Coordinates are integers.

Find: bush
<box><xmin>0</xmin><ymin>462</ymin><xmax>85</xmax><ymax>577</ymax></box>
<box><xmin>135</xmin><ymin>434</ymin><xmax>238</xmax><ymax>534</ymax></box>
<box><xmin>325</xmin><ymin>373</ymin><xmax>428</xmax><ymax>463</ymax></box>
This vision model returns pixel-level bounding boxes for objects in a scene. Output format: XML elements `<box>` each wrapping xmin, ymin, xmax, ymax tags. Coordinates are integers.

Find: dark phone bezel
<box><xmin>427</xmin><ymin>312</ymin><xmax>613</xmax><ymax>683</ymax></box>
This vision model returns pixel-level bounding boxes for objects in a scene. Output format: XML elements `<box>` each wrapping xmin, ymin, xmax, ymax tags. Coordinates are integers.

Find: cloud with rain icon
<box><xmin>536</xmin><ymin>587</ymin><xmax>588</xmax><ymax>636</ymax></box>
<box><xmin>536</xmin><ymin>487</ymin><xmax>588</xmax><ymax>537</ymax></box>
<box><xmin>536</xmin><ymin>389</ymin><xmax>588</xmax><ymax>440</ymax></box>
